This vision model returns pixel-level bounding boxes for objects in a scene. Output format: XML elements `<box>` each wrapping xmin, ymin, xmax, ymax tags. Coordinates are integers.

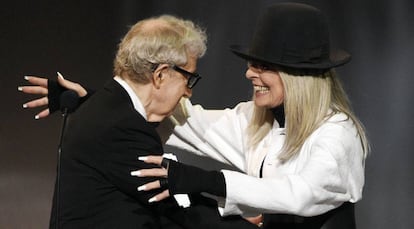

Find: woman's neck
<box><xmin>270</xmin><ymin>104</ymin><xmax>285</xmax><ymax>128</ymax></box>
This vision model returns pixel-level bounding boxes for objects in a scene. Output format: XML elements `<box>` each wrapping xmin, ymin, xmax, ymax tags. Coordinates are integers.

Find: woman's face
<box><xmin>245</xmin><ymin>62</ymin><xmax>284</xmax><ymax>108</ymax></box>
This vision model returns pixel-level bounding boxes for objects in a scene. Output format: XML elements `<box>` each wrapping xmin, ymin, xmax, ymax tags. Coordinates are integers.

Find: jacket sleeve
<box><xmin>157</xmin><ymin>98</ymin><xmax>252</xmax><ymax>172</ymax></box>
<box><xmin>93</xmin><ymin>116</ymin><xmax>178</xmax><ymax>212</ymax></box>
<box><xmin>218</xmin><ymin>120</ymin><xmax>366</xmax><ymax>217</ymax></box>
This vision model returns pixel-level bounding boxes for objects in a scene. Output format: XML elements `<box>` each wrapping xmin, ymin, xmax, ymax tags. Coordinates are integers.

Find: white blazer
<box><xmin>159</xmin><ymin>98</ymin><xmax>365</xmax><ymax>217</ymax></box>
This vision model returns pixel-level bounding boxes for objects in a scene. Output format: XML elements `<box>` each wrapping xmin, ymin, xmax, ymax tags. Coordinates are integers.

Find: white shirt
<box><xmin>114</xmin><ymin>76</ymin><xmax>147</xmax><ymax>120</ymax></box>
<box><xmin>159</xmin><ymin>98</ymin><xmax>366</xmax><ymax>217</ymax></box>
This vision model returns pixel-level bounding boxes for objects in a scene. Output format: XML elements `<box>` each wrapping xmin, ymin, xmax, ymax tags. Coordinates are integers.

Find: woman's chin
<box><xmin>254</xmin><ymin>99</ymin><xmax>281</xmax><ymax>109</ymax></box>
<box><xmin>254</xmin><ymin>99</ymin><xmax>270</xmax><ymax>108</ymax></box>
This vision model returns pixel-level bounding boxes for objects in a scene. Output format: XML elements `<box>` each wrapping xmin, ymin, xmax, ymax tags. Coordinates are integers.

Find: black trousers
<box><xmin>263</xmin><ymin>202</ymin><xmax>356</xmax><ymax>229</ymax></box>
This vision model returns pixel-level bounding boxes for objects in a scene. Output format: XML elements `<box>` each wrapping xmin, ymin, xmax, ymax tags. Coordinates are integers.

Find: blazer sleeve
<box><xmin>94</xmin><ymin>114</ymin><xmax>179</xmax><ymax>212</ymax></box>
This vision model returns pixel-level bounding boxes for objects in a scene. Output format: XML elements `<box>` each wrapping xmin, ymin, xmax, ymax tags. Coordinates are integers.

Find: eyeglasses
<box><xmin>172</xmin><ymin>65</ymin><xmax>202</xmax><ymax>89</ymax></box>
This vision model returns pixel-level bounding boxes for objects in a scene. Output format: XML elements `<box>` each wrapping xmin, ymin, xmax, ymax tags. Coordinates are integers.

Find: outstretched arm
<box><xmin>132</xmin><ymin>155</ymin><xmax>263</xmax><ymax>226</ymax></box>
<box><xmin>134</xmin><ymin>120</ymin><xmax>365</xmax><ymax>217</ymax></box>
<box><xmin>18</xmin><ymin>72</ymin><xmax>88</xmax><ymax>119</ymax></box>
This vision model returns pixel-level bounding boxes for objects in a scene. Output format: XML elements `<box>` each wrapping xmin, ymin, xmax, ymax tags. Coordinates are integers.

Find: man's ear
<box><xmin>152</xmin><ymin>64</ymin><xmax>170</xmax><ymax>89</ymax></box>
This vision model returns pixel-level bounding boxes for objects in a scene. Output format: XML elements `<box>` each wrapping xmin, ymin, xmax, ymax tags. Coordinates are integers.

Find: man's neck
<box><xmin>122</xmin><ymin>77</ymin><xmax>165</xmax><ymax>122</ymax></box>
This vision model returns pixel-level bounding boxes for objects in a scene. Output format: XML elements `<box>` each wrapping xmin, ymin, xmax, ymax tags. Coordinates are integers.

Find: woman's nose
<box><xmin>246</xmin><ymin>68</ymin><xmax>259</xmax><ymax>80</ymax></box>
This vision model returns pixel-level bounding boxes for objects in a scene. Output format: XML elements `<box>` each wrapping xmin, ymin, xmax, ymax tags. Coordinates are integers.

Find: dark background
<box><xmin>1</xmin><ymin>0</ymin><xmax>413</xmax><ymax>228</ymax></box>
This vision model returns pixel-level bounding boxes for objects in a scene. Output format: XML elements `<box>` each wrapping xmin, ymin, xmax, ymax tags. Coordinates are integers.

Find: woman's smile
<box><xmin>253</xmin><ymin>85</ymin><xmax>270</xmax><ymax>95</ymax></box>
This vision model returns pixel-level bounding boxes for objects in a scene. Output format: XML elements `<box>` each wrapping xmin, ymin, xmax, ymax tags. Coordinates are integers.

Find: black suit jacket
<box><xmin>50</xmin><ymin>79</ymin><xmax>256</xmax><ymax>229</ymax></box>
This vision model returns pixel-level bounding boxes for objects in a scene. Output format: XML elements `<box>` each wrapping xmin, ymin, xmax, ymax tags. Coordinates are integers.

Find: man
<box><xmin>23</xmin><ymin>15</ymin><xmax>256</xmax><ymax>229</ymax></box>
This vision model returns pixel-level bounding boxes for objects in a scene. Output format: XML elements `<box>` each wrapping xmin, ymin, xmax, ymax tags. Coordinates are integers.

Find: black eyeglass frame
<box><xmin>172</xmin><ymin>65</ymin><xmax>202</xmax><ymax>89</ymax></box>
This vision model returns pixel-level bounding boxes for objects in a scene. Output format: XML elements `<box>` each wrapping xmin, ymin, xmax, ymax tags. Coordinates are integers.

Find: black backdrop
<box><xmin>1</xmin><ymin>0</ymin><xmax>413</xmax><ymax>228</ymax></box>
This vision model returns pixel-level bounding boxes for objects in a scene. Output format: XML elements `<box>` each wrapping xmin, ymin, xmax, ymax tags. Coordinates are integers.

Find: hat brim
<box><xmin>230</xmin><ymin>45</ymin><xmax>351</xmax><ymax>70</ymax></box>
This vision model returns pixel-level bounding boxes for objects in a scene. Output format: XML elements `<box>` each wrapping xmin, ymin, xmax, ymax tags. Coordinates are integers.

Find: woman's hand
<box><xmin>131</xmin><ymin>155</ymin><xmax>171</xmax><ymax>203</ymax></box>
<box><xmin>244</xmin><ymin>215</ymin><xmax>264</xmax><ymax>227</ymax></box>
<box><xmin>18</xmin><ymin>75</ymin><xmax>49</xmax><ymax>119</ymax></box>
<box><xmin>18</xmin><ymin>72</ymin><xmax>88</xmax><ymax>119</ymax></box>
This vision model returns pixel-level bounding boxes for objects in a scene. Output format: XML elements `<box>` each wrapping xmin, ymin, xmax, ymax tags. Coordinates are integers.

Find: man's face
<box><xmin>155</xmin><ymin>56</ymin><xmax>198</xmax><ymax>117</ymax></box>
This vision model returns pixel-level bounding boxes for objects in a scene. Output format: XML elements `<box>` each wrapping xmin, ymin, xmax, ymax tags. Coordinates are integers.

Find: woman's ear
<box><xmin>152</xmin><ymin>64</ymin><xmax>170</xmax><ymax>89</ymax></box>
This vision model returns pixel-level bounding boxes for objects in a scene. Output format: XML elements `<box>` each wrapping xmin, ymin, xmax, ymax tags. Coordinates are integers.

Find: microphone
<box><xmin>55</xmin><ymin>90</ymin><xmax>79</xmax><ymax>229</ymax></box>
<box><xmin>60</xmin><ymin>90</ymin><xmax>80</xmax><ymax>115</ymax></box>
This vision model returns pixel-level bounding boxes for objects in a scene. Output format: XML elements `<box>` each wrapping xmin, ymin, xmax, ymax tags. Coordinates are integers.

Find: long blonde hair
<box><xmin>247</xmin><ymin>70</ymin><xmax>369</xmax><ymax>162</ymax></box>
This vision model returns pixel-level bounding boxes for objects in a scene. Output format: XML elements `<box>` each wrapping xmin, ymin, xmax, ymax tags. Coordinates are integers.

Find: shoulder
<box><xmin>308</xmin><ymin>112</ymin><xmax>362</xmax><ymax>158</ymax></box>
<box><xmin>319</xmin><ymin>112</ymin><xmax>357</xmax><ymax>136</ymax></box>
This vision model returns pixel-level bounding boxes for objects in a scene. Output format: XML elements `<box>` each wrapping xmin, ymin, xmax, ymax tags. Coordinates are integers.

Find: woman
<box><xmin>20</xmin><ymin>3</ymin><xmax>369</xmax><ymax>228</ymax></box>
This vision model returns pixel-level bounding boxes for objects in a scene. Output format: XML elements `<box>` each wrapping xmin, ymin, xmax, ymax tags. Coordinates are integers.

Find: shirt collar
<box><xmin>113</xmin><ymin>76</ymin><xmax>147</xmax><ymax>120</ymax></box>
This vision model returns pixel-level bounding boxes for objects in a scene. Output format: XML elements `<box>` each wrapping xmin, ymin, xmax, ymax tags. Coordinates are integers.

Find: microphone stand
<box><xmin>55</xmin><ymin>90</ymin><xmax>79</xmax><ymax>229</ymax></box>
<box><xmin>55</xmin><ymin>108</ymin><xmax>69</xmax><ymax>229</ymax></box>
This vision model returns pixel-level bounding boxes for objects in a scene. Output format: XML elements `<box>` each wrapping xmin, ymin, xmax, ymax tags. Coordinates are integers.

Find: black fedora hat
<box><xmin>231</xmin><ymin>3</ymin><xmax>351</xmax><ymax>72</ymax></box>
